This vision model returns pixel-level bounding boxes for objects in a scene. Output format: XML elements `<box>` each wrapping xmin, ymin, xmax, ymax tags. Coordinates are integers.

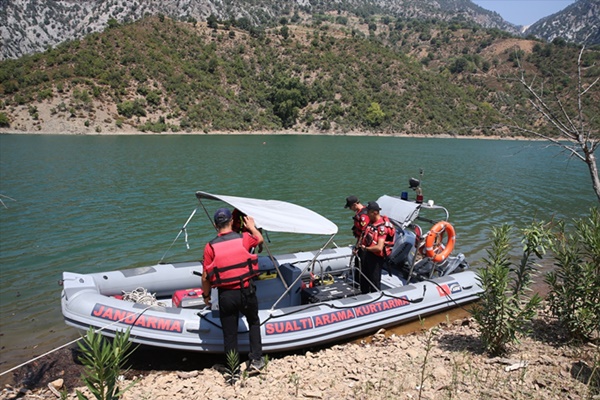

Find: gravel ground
<box><xmin>2</xmin><ymin>307</ymin><xmax>598</xmax><ymax>400</ymax></box>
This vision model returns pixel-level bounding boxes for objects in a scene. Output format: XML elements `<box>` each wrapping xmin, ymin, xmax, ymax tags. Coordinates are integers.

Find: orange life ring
<box><xmin>424</xmin><ymin>221</ymin><xmax>456</xmax><ymax>263</ymax></box>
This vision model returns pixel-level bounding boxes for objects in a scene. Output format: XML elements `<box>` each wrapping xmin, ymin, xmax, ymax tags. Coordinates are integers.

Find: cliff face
<box><xmin>0</xmin><ymin>0</ymin><xmax>527</xmax><ymax>61</ymax></box>
<box><xmin>524</xmin><ymin>0</ymin><xmax>600</xmax><ymax>45</ymax></box>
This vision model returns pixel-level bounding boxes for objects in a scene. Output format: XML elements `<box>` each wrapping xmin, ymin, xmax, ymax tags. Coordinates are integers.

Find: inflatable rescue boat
<box><xmin>60</xmin><ymin>191</ymin><xmax>482</xmax><ymax>353</ymax></box>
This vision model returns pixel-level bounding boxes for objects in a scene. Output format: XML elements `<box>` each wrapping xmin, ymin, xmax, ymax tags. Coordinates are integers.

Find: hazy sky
<box><xmin>471</xmin><ymin>0</ymin><xmax>577</xmax><ymax>26</ymax></box>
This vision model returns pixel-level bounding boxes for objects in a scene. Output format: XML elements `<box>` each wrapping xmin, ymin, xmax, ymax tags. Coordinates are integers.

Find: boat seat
<box><xmin>255</xmin><ymin>263</ymin><xmax>301</xmax><ymax>309</ymax></box>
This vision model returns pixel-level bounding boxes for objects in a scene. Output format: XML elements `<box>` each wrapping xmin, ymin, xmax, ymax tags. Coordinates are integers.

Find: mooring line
<box><xmin>0</xmin><ymin>305</ymin><xmax>154</xmax><ymax>378</ymax></box>
<box><xmin>0</xmin><ymin>336</ymin><xmax>85</xmax><ymax>377</ymax></box>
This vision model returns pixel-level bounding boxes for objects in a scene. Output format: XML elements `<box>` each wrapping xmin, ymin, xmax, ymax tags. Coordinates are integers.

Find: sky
<box><xmin>471</xmin><ymin>0</ymin><xmax>577</xmax><ymax>26</ymax></box>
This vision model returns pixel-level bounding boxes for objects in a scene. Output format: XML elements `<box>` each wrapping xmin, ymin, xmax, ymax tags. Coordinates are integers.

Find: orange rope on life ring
<box><xmin>424</xmin><ymin>221</ymin><xmax>456</xmax><ymax>263</ymax></box>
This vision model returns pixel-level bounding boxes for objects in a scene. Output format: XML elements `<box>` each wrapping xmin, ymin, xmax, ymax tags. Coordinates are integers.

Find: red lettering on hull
<box><xmin>263</xmin><ymin>296</ymin><xmax>411</xmax><ymax>335</ymax></box>
<box><xmin>314</xmin><ymin>309</ymin><xmax>355</xmax><ymax>327</ymax></box>
<box><xmin>355</xmin><ymin>296</ymin><xmax>410</xmax><ymax>318</ymax></box>
<box><xmin>265</xmin><ymin>317</ymin><xmax>313</xmax><ymax>335</ymax></box>
<box><xmin>91</xmin><ymin>304</ymin><xmax>184</xmax><ymax>333</ymax></box>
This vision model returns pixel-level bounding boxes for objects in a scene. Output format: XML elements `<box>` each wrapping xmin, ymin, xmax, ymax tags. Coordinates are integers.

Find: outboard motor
<box><xmin>441</xmin><ymin>253</ymin><xmax>469</xmax><ymax>275</ymax></box>
<box><xmin>410</xmin><ymin>253</ymin><xmax>470</xmax><ymax>281</ymax></box>
<box><xmin>411</xmin><ymin>258</ymin><xmax>435</xmax><ymax>280</ymax></box>
<box><xmin>387</xmin><ymin>228</ymin><xmax>417</xmax><ymax>278</ymax></box>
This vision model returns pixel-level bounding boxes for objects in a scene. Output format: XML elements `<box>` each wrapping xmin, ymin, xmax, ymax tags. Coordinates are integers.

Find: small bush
<box><xmin>138</xmin><ymin>117</ymin><xmax>167</xmax><ymax>133</ymax></box>
<box><xmin>76</xmin><ymin>327</ymin><xmax>138</xmax><ymax>400</ymax></box>
<box><xmin>117</xmin><ymin>99</ymin><xmax>146</xmax><ymax>118</ymax></box>
<box><xmin>0</xmin><ymin>112</ymin><xmax>10</xmax><ymax>127</ymax></box>
<box><xmin>224</xmin><ymin>350</ymin><xmax>241</xmax><ymax>385</ymax></box>
<box><xmin>546</xmin><ymin>208</ymin><xmax>600</xmax><ymax>342</ymax></box>
<box><xmin>471</xmin><ymin>223</ymin><xmax>547</xmax><ymax>356</ymax></box>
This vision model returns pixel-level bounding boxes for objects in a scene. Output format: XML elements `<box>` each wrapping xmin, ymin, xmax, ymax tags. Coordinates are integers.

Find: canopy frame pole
<box><xmin>197</xmin><ymin>199</ymin><xmax>218</xmax><ymax>231</ymax></box>
<box><xmin>158</xmin><ymin>207</ymin><xmax>198</xmax><ymax>264</ymax></box>
<box><xmin>269</xmin><ymin>233</ymin><xmax>336</xmax><ymax>312</ymax></box>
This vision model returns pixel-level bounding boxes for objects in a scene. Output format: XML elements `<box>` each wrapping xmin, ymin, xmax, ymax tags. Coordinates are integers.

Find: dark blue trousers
<box><xmin>218</xmin><ymin>285</ymin><xmax>262</xmax><ymax>361</ymax></box>
<box><xmin>360</xmin><ymin>252</ymin><xmax>383</xmax><ymax>294</ymax></box>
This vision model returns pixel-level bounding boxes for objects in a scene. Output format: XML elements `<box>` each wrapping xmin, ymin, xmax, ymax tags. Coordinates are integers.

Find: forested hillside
<box><xmin>0</xmin><ymin>14</ymin><xmax>598</xmax><ymax>136</ymax></box>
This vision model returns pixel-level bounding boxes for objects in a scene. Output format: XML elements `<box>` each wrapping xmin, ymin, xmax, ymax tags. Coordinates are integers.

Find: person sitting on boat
<box><xmin>201</xmin><ymin>207</ymin><xmax>265</xmax><ymax>372</ymax></box>
<box><xmin>232</xmin><ymin>208</ymin><xmax>263</xmax><ymax>253</ymax></box>
<box><xmin>357</xmin><ymin>201</ymin><xmax>396</xmax><ymax>294</ymax></box>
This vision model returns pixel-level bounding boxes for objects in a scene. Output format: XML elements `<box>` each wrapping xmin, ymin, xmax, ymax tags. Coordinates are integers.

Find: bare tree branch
<box><xmin>502</xmin><ymin>44</ymin><xmax>600</xmax><ymax>202</ymax></box>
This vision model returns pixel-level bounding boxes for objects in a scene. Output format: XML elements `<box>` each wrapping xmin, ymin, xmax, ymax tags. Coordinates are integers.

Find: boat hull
<box><xmin>61</xmin><ymin>247</ymin><xmax>481</xmax><ymax>353</ymax></box>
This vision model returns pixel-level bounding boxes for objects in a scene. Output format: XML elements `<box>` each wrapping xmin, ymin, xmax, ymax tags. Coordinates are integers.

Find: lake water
<box><xmin>0</xmin><ymin>134</ymin><xmax>596</xmax><ymax>375</ymax></box>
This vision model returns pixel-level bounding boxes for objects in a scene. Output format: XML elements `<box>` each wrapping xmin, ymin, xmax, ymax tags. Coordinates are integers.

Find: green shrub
<box><xmin>471</xmin><ymin>223</ymin><xmax>547</xmax><ymax>356</ymax></box>
<box><xmin>0</xmin><ymin>112</ymin><xmax>10</xmax><ymax>127</ymax></box>
<box><xmin>224</xmin><ymin>349</ymin><xmax>241</xmax><ymax>385</ymax></box>
<box><xmin>545</xmin><ymin>208</ymin><xmax>600</xmax><ymax>342</ymax></box>
<box><xmin>366</xmin><ymin>102</ymin><xmax>385</xmax><ymax>126</ymax></box>
<box><xmin>38</xmin><ymin>88</ymin><xmax>53</xmax><ymax>101</ymax></box>
<box><xmin>138</xmin><ymin>118</ymin><xmax>167</xmax><ymax>133</ymax></box>
<box><xmin>76</xmin><ymin>327</ymin><xmax>138</xmax><ymax>400</ymax></box>
<box><xmin>145</xmin><ymin>91</ymin><xmax>161</xmax><ymax>106</ymax></box>
<box><xmin>28</xmin><ymin>105</ymin><xmax>39</xmax><ymax>120</ymax></box>
<box><xmin>117</xmin><ymin>99</ymin><xmax>146</xmax><ymax>118</ymax></box>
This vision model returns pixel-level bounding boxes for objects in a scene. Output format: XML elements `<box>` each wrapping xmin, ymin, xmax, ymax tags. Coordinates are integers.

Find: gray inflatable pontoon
<box><xmin>60</xmin><ymin>191</ymin><xmax>482</xmax><ymax>353</ymax></box>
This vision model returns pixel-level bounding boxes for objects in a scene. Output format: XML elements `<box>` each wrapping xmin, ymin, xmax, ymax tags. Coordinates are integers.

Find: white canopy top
<box><xmin>196</xmin><ymin>191</ymin><xmax>338</xmax><ymax>235</ymax></box>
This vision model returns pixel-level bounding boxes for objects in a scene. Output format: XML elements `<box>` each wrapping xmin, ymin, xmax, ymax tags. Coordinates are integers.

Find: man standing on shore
<box><xmin>202</xmin><ymin>207</ymin><xmax>265</xmax><ymax>372</ymax></box>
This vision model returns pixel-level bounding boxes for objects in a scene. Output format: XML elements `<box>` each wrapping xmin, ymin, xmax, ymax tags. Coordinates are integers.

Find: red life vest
<box><xmin>352</xmin><ymin>206</ymin><xmax>369</xmax><ymax>238</ymax></box>
<box><xmin>361</xmin><ymin>216</ymin><xmax>396</xmax><ymax>258</ymax></box>
<box><xmin>204</xmin><ymin>232</ymin><xmax>259</xmax><ymax>289</ymax></box>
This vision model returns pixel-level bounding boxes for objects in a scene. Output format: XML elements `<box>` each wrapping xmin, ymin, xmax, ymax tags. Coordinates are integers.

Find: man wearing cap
<box><xmin>202</xmin><ymin>207</ymin><xmax>265</xmax><ymax>372</ymax></box>
<box><xmin>344</xmin><ymin>195</ymin><xmax>369</xmax><ymax>240</ymax></box>
<box><xmin>345</xmin><ymin>195</ymin><xmax>369</xmax><ymax>286</ymax></box>
<box><xmin>357</xmin><ymin>201</ymin><xmax>396</xmax><ymax>294</ymax></box>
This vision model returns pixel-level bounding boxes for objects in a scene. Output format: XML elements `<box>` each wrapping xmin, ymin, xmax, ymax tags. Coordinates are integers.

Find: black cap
<box><xmin>214</xmin><ymin>208</ymin><xmax>232</xmax><ymax>224</ymax></box>
<box><xmin>344</xmin><ymin>195</ymin><xmax>359</xmax><ymax>208</ymax></box>
<box><xmin>366</xmin><ymin>201</ymin><xmax>381</xmax><ymax>211</ymax></box>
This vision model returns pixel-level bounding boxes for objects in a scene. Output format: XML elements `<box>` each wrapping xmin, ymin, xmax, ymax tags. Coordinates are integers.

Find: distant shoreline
<box><xmin>0</xmin><ymin>129</ymin><xmax>540</xmax><ymax>141</ymax></box>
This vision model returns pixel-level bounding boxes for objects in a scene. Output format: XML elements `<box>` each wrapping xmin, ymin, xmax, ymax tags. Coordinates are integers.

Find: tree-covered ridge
<box><xmin>0</xmin><ymin>15</ymin><xmax>598</xmax><ymax>135</ymax></box>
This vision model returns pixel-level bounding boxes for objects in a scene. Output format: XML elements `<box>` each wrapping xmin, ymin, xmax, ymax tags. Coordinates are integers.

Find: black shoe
<box><xmin>249</xmin><ymin>358</ymin><xmax>265</xmax><ymax>374</ymax></box>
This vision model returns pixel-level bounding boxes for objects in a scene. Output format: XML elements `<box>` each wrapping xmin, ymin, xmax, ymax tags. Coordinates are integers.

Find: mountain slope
<box><xmin>1</xmin><ymin>15</ymin><xmax>598</xmax><ymax>136</ymax></box>
<box><xmin>525</xmin><ymin>0</ymin><xmax>600</xmax><ymax>45</ymax></box>
<box><xmin>1</xmin><ymin>0</ymin><xmax>518</xmax><ymax>60</ymax></box>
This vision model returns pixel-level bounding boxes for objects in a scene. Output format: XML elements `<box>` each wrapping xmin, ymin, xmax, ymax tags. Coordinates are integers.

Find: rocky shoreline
<box><xmin>2</xmin><ymin>307</ymin><xmax>598</xmax><ymax>400</ymax></box>
<box><xmin>0</xmin><ymin>99</ymin><xmax>533</xmax><ymax>140</ymax></box>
